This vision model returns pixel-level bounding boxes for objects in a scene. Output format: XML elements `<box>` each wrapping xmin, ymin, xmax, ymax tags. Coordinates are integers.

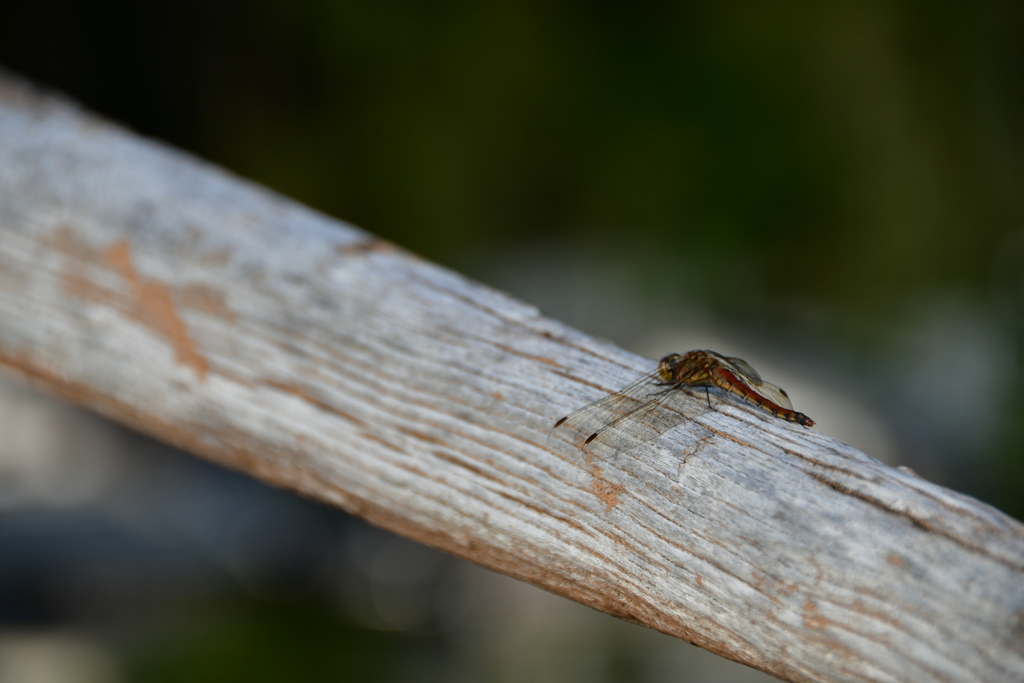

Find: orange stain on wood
<box><xmin>802</xmin><ymin>598</ymin><xmax>830</xmax><ymax>629</ymax></box>
<box><xmin>51</xmin><ymin>229</ymin><xmax>223</xmax><ymax>380</ymax></box>
<box><xmin>886</xmin><ymin>552</ymin><xmax>907</xmax><ymax>568</ymax></box>
<box><xmin>51</xmin><ymin>226</ymin><xmax>104</xmax><ymax>264</ymax></box>
<box><xmin>179</xmin><ymin>284</ymin><xmax>239</xmax><ymax>322</ymax></box>
<box><xmin>60</xmin><ymin>266</ymin><xmax>122</xmax><ymax>306</ymax></box>
<box><xmin>588</xmin><ymin>465</ymin><xmax>623</xmax><ymax>512</ymax></box>
<box><xmin>103</xmin><ymin>240</ymin><xmax>208</xmax><ymax>379</ymax></box>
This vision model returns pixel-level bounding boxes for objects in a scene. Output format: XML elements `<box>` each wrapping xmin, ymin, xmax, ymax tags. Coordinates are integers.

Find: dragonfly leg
<box><xmin>705</xmin><ymin>387</ymin><xmax>711</xmax><ymax>408</ymax></box>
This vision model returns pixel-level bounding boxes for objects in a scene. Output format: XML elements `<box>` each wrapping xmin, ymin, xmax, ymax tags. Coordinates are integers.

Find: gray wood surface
<box><xmin>1</xmin><ymin>72</ymin><xmax>1022</xmax><ymax>683</ymax></box>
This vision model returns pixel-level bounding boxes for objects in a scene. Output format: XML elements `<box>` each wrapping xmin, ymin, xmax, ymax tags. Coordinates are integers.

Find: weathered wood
<box><xmin>0</xmin><ymin>71</ymin><xmax>1022</xmax><ymax>683</ymax></box>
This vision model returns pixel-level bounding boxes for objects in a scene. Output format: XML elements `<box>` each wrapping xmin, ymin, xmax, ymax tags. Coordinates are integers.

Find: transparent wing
<box><xmin>549</xmin><ymin>368</ymin><xmax>712</xmax><ymax>460</ymax></box>
<box><xmin>578</xmin><ymin>384</ymin><xmax>713</xmax><ymax>460</ymax></box>
<box><xmin>742</xmin><ymin>378</ymin><xmax>794</xmax><ymax>410</ymax></box>
<box><xmin>721</xmin><ymin>355</ymin><xmax>795</xmax><ymax>410</ymax></box>
<box><xmin>549</xmin><ymin>368</ymin><xmax>667</xmax><ymax>452</ymax></box>
<box><xmin>723</xmin><ymin>355</ymin><xmax>762</xmax><ymax>381</ymax></box>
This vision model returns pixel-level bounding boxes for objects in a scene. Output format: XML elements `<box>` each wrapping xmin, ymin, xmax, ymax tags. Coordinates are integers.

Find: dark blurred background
<box><xmin>1</xmin><ymin>1</ymin><xmax>1023</xmax><ymax>681</ymax></box>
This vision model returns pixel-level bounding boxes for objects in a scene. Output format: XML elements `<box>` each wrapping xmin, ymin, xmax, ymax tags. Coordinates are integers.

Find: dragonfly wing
<box><xmin>582</xmin><ymin>384</ymin><xmax>713</xmax><ymax>460</ymax></box>
<box><xmin>721</xmin><ymin>355</ymin><xmax>795</xmax><ymax>410</ymax></box>
<box><xmin>548</xmin><ymin>368</ymin><xmax>667</xmax><ymax>453</ymax></box>
<box><xmin>724</xmin><ymin>356</ymin><xmax>762</xmax><ymax>381</ymax></box>
<box><xmin>743</xmin><ymin>378</ymin><xmax>794</xmax><ymax>410</ymax></box>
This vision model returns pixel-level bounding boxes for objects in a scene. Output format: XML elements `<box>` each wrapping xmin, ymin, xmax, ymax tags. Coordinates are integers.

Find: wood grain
<box><xmin>1</xmin><ymin>71</ymin><xmax>1022</xmax><ymax>683</ymax></box>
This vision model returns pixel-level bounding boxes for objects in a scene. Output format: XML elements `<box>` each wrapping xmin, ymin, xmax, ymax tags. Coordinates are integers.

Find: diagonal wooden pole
<box><xmin>0</xmin><ymin>71</ymin><xmax>1021</xmax><ymax>683</ymax></box>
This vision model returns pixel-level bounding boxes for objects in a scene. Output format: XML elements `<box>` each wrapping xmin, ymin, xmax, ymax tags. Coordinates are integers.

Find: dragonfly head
<box><xmin>657</xmin><ymin>353</ymin><xmax>683</xmax><ymax>382</ymax></box>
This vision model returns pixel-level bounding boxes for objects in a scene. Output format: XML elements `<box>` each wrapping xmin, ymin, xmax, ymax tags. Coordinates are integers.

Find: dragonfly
<box><xmin>549</xmin><ymin>349</ymin><xmax>814</xmax><ymax>460</ymax></box>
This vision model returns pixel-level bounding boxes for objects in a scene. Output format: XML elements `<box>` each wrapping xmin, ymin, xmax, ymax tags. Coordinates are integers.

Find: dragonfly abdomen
<box><xmin>711</xmin><ymin>367</ymin><xmax>815</xmax><ymax>427</ymax></box>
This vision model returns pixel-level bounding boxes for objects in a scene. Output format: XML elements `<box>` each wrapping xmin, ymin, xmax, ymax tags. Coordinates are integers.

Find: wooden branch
<box><xmin>1</xmin><ymin>71</ymin><xmax>1022</xmax><ymax>683</ymax></box>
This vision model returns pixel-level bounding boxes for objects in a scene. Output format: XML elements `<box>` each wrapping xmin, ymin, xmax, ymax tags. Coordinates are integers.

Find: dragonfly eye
<box><xmin>657</xmin><ymin>353</ymin><xmax>682</xmax><ymax>381</ymax></box>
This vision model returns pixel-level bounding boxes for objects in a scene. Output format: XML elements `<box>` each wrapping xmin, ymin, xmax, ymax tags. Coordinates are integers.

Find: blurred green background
<box><xmin>6</xmin><ymin>0</ymin><xmax>1022</xmax><ymax>323</ymax></box>
<box><xmin>1</xmin><ymin>1</ymin><xmax>1023</xmax><ymax>681</ymax></box>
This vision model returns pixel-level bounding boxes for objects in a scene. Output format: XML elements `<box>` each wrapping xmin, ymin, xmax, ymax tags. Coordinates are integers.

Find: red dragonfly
<box><xmin>549</xmin><ymin>350</ymin><xmax>813</xmax><ymax>460</ymax></box>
